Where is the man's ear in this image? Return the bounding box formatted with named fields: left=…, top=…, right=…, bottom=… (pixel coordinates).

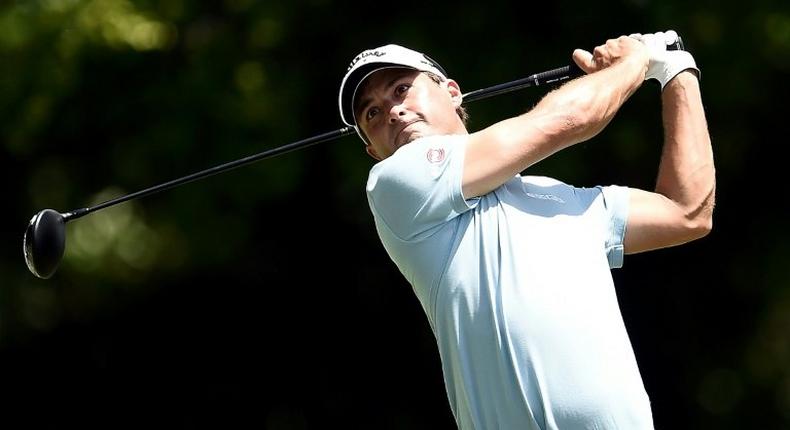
left=365, top=145, right=382, bottom=161
left=445, top=79, right=463, bottom=108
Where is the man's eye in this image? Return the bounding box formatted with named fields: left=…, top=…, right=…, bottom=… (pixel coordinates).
left=366, top=107, right=380, bottom=121
left=395, top=84, right=410, bottom=96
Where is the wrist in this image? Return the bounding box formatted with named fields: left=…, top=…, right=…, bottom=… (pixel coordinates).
left=663, top=69, right=700, bottom=92
left=616, top=53, right=650, bottom=89
left=657, top=50, right=699, bottom=90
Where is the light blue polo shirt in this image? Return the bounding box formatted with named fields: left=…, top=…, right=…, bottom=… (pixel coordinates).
left=366, top=134, right=653, bottom=430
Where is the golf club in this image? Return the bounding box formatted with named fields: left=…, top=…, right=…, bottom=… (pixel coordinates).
left=23, top=38, right=685, bottom=279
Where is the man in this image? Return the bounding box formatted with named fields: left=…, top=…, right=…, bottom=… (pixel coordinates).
left=338, top=31, right=715, bottom=429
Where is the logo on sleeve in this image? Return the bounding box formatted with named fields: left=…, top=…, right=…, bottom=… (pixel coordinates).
left=426, top=148, right=445, bottom=163
left=526, top=192, right=565, bottom=203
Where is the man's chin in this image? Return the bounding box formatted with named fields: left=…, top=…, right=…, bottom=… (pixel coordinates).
left=397, top=131, right=435, bottom=148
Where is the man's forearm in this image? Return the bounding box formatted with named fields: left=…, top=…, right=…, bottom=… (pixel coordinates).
left=534, top=53, right=647, bottom=145
left=657, top=72, right=716, bottom=226
left=463, top=37, right=648, bottom=198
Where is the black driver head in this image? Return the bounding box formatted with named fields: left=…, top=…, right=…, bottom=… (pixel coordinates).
left=23, top=209, right=66, bottom=279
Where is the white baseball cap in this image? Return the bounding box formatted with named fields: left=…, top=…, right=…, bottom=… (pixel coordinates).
left=338, top=44, right=448, bottom=131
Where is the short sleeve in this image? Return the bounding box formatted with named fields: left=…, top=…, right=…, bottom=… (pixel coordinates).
left=598, top=185, right=630, bottom=268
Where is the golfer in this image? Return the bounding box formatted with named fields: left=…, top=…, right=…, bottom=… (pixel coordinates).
left=338, top=30, right=715, bottom=429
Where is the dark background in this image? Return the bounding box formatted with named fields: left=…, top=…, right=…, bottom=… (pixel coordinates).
left=2, top=0, right=788, bottom=428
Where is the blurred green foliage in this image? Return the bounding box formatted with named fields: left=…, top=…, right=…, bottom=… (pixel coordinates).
left=1, top=0, right=789, bottom=428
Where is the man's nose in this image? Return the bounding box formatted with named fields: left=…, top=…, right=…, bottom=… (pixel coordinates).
left=388, top=103, right=407, bottom=123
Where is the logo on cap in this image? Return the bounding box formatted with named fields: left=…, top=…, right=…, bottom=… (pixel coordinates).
left=347, top=50, right=387, bottom=71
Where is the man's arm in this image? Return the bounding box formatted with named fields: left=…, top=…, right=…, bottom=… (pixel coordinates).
left=624, top=71, right=715, bottom=253
left=462, top=36, right=649, bottom=199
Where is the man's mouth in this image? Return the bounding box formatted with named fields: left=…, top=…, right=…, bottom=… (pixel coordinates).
left=395, top=119, right=424, bottom=147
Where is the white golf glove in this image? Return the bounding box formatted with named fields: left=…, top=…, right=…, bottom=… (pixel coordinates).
left=630, top=30, right=700, bottom=90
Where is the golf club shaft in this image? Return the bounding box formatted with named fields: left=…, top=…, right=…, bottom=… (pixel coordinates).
left=60, top=63, right=594, bottom=222
left=62, top=127, right=356, bottom=221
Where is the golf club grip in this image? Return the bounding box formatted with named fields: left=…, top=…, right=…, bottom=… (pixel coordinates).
left=462, top=65, right=578, bottom=104
left=462, top=37, right=685, bottom=104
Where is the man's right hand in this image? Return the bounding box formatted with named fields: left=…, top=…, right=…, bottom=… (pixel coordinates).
left=571, top=35, right=649, bottom=78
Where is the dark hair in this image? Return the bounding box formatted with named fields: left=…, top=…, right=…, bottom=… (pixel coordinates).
left=423, top=71, right=469, bottom=125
